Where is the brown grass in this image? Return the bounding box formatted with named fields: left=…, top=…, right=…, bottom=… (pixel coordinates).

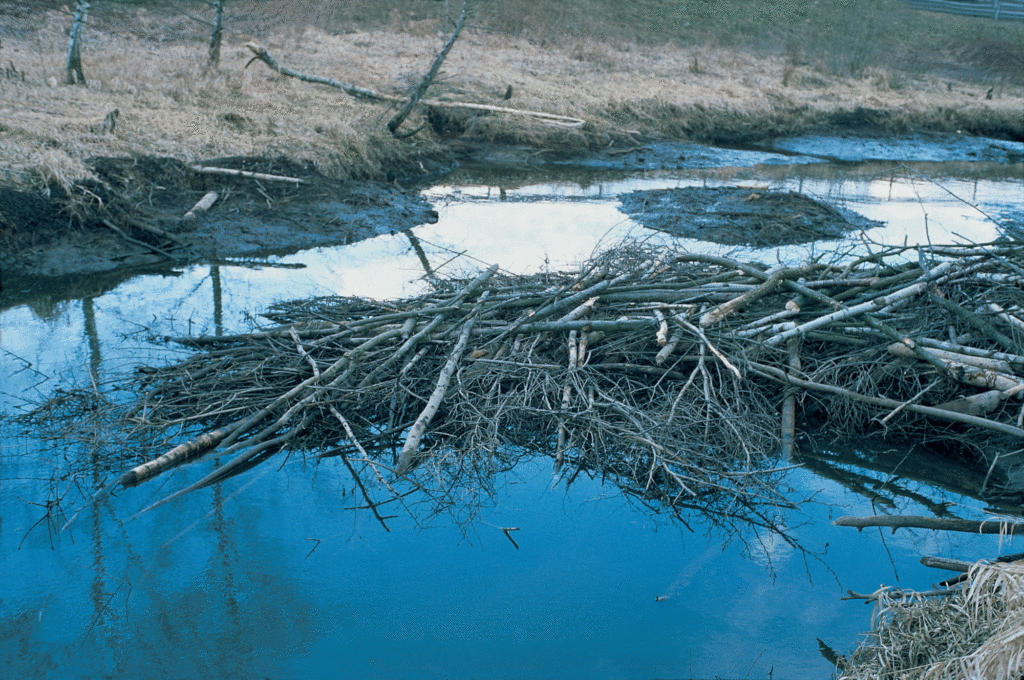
left=0, top=1, right=1021, bottom=194
left=840, top=560, right=1024, bottom=680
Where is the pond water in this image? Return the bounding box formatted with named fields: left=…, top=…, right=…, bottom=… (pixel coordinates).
left=2, top=143, right=1023, bottom=679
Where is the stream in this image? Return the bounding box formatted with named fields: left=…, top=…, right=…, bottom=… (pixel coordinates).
left=2, top=139, right=1023, bottom=679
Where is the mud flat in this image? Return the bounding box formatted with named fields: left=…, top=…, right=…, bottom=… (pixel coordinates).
left=618, top=186, right=882, bottom=246
left=0, top=156, right=441, bottom=280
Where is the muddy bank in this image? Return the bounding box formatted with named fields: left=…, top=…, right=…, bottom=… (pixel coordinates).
left=0, top=156, right=442, bottom=281
left=450, top=126, right=1024, bottom=172
left=2, top=120, right=1022, bottom=286
left=619, top=187, right=881, bottom=246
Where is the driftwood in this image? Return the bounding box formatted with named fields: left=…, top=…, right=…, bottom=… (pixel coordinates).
left=189, top=165, right=303, bottom=184
left=183, top=191, right=219, bottom=220
left=834, top=514, right=1024, bottom=535
left=243, top=43, right=586, bottom=129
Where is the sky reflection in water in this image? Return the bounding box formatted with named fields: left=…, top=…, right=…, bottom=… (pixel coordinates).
left=2, top=154, right=1023, bottom=679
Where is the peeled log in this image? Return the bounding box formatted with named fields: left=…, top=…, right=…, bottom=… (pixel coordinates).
left=933, top=390, right=1002, bottom=417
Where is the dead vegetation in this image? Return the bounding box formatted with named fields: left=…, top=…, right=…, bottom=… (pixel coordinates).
left=24, top=233, right=1024, bottom=529
left=838, top=560, right=1024, bottom=680
left=0, top=1, right=1020, bottom=199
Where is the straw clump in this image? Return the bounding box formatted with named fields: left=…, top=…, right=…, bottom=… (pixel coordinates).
left=840, top=560, right=1024, bottom=680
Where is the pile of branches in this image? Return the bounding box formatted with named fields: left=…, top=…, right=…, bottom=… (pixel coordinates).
left=26, top=238, right=1024, bottom=521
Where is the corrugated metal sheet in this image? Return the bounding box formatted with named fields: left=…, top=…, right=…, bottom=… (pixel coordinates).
left=905, top=0, right=1024, bottom=21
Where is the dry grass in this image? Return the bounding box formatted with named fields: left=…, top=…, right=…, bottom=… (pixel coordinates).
left=0, top=1, right=1021, bottom=194
left=840, top=560, right=1024, bottom=680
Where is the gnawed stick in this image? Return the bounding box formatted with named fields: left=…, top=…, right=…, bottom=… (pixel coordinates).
left=841, top=586, right=959, bottom=602
left=558, top=296, right=599, bottom=323
left=655, top=325, right=684, bottom=365
left=887, top=341, right=1024, bottom=392
left=834, top=514, right=1024, bottom=536
left=763, top=267, right=950, bottom=347
left=119, top=427, right=232, bottom=487
left=357, top=313, right=448, bottom=388
left=933, top=390, right=1003, bottom=417
left=120, top=324, right=406, bottom=487
left=700, top=264, right=796, bottom=327
left=331, top=406, right=393, bottom=531
left=133, top=411, right=308, bottom=516
left=917, top=337, right=1024, bottom=366
left=887, top=342, right=1016, bottom=373
left=920, top=555, right=975, bottom=572
left=734, top=299, right=801, bottom=337
left=189, top=165, right=303, bottom=184
left=555, top=330, right=579, bottom=473
left=921, top=552, right=1024, bottom=573
left=183, top=191, right=218, bottom=220
left=654, top=310, right=669, bottom=346
left=780, top=334, right=801, bottom=460
left=356, top=264, right=499, bottom=387
left=749, top=362, right=1024, bottom=439
left=396, top=292, right=488, bottom=474
left=928, top=292, right=1017, bottom=352
left=678, top=319, right=742, bottom=380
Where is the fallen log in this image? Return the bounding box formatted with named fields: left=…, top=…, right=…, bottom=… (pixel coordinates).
left=244, top=42, right=586, bottom=128
left=834, top=514, right=1024, bottom=535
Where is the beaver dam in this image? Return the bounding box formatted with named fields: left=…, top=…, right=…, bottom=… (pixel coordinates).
left=29, top=235, right=1024, bottom=524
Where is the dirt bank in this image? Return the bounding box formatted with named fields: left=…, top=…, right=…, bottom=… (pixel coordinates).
left=0, top=155, right=442, bottom=281
left=3, top=120, right=1022, bottom=286
left=1, top=2, right=1022, bottom=285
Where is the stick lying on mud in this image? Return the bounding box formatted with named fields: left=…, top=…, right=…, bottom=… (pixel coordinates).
left=190, top=165, right=303, bottom=184
left=183, top=190, right=219, bottom=220
left=244, top=43, right=586, bottom=128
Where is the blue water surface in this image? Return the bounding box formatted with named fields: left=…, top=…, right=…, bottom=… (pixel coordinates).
left=3, top=154, right=1023, bottom=680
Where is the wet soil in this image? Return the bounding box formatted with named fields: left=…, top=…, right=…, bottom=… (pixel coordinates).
left=0, top=156, right=440, bottom=280
left=1, top=123, right=1021, bottom=287
left=619, top=186, right=881, bottom=246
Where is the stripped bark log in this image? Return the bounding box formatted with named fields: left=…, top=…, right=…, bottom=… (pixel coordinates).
left=700, top=265, right=795, bottom=327
left=764, top=262, right=954, bottom=347
left=183, top=191, right=219, bottom=220
left=396, top=292, right=488, bottom=474
left=780, top=334, right=801, bottom=460
left=190, top=165, right=303, bottom=184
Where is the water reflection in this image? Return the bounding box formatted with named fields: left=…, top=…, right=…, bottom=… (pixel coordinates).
left=3, top=158, right=1024, bottom=679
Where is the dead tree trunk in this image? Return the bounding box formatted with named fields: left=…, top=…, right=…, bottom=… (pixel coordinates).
left=208, top=0, right=225, bottom=67
left=387, top=0, right=471, bottom=134
left=66, top=0, right=90, bottom=85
